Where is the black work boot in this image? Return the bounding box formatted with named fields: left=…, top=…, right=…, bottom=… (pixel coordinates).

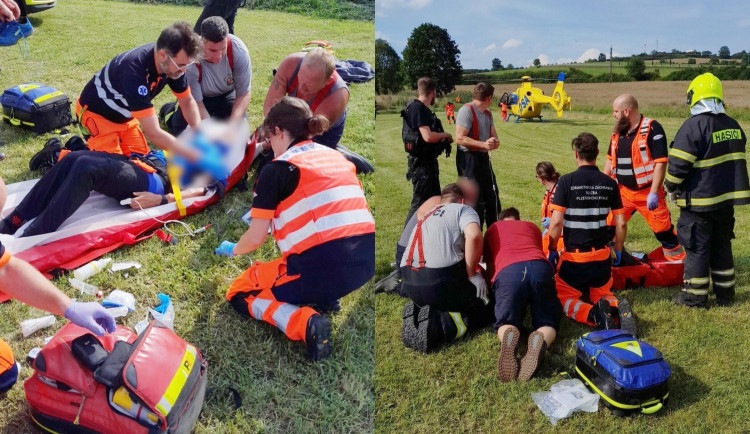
left=414, top=305, right=444, bottom=353
left=28, top=138, right=62, bottom=172
left=401, top=302, right=420, bottom=350
left=714, top=287, right=735, bottom=307
left=616, top=298, right=637, bottom=337
left=672, top=290, right=708, bottom=309
left=374, top=269, right=402, bottom=294
left=305, top=314, right=332, bottom=362
left=589, top=299, right=617, bottom=330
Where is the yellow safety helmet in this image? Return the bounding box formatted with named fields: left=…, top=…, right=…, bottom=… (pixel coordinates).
left=687, top=73, right=723, bottom=107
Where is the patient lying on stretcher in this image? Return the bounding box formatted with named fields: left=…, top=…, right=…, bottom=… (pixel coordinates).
left=0, top=124, right=238, bottom=238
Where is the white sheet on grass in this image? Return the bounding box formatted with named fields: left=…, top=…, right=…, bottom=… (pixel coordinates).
left=0, top=119, right=250, bottom=255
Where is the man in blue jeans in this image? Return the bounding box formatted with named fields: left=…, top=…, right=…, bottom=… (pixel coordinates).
left=485, top=207, right=562, bottom=382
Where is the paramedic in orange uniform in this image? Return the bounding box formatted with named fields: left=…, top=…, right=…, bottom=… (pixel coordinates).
left=215, top=97, right=375, bottom=362
left=0, top=175, right=115, bottom=393
left=604, top=94, right=685, bottom=261
left=536, top=162, right=564, bottom=257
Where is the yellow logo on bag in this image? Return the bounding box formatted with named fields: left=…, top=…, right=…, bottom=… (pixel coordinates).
left=610, top=341, right=643, bottom=358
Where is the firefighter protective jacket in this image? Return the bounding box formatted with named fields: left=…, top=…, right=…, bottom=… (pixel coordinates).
left=665, top=113, right=750, bottom=212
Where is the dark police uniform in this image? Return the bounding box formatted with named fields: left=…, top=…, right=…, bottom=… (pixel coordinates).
left=665, top=112, right=750, bottom=305
left=550, top=165, right=624, bottom=325
left=401, top=100, right=443, bottom=225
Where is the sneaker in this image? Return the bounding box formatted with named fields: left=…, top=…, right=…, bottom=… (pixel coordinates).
left=672, top=291, right=708, bottom=309
left=374, top=269, right=402, bottom=294
left=0, top=18, right=33, bottom=47
left=616, top=298, right=637, bottom=337
left=401, top=302, right=420, bottom=350
left=591, top=299, right=617, bottom=330
left=497, top=325, right=520, bottom=382
left=29, top=138, right=62, bottom=172
left=518, top=331, right=547, bottom=382
left=305, top=314, right=332, bottom=362
left=414, top=305, right=443, bottom=353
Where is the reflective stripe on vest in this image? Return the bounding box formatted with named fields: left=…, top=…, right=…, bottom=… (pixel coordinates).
left=609, top=117, right=655, bottom=187
left=272, top=141, right=375, bottom=257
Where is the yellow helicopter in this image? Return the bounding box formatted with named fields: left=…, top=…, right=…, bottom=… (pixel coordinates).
left=498, top=72, right=572, bottom=122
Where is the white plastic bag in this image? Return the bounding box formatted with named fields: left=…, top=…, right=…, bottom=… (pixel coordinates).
left=101, top=289, right=136, bottom=311
left=532, top=379, right=599, bottom=425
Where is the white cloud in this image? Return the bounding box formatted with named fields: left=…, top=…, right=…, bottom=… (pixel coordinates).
left=377, top=0, right=433, bottom=10
left=484, top=43, right=496, bottom=52
left=537, top=54, right=551, bottom=65
left=503, top=38, right=522, bottom=49
left=556, top=57, right=574, bottom=65
left=577, top=48, right=602, bottom=63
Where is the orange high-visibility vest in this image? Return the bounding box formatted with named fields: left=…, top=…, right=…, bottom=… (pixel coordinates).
left=272, top=141, right=375, bottom=257
left=609, top=117, right=656, bottom=188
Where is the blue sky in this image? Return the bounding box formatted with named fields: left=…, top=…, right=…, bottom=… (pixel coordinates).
left=376, top=0, right=750, bottom=69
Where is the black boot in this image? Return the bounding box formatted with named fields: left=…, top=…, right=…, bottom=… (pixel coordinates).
left=589, top=299, right=617, bottom=330
left=672, top=290, right=708, bottom=309
left=616, top=298, right=637, bottom=337
left=374, top=269, right=402, bottom=294
left=28, top=138, right=62, bottom=172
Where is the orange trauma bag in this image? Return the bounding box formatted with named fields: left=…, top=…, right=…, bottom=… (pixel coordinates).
left=24, top=320, right=207, bottom=433
left=611, top=248, right=683, bottom=290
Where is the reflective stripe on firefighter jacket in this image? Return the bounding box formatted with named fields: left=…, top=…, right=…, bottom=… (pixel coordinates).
left=272, top=141, right=375, bottom=257
left=608, top=117, right=658, bottom=188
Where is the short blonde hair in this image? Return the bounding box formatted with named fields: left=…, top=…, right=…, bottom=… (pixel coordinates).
left=301, top=47, right=336, bottom=78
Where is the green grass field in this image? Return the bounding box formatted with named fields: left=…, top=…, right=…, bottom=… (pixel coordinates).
left=374, top=110, right=750, bottom=432
left=0, top=1, right=374, bottom=432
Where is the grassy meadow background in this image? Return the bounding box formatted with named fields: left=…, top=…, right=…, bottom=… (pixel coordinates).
left=375, top=84, right=750, bottom=432
left=0, top=1, right=374, bottom=432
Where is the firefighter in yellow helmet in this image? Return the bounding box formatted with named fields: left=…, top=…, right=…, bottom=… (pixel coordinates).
left=665, top=73, right=750, bottom=308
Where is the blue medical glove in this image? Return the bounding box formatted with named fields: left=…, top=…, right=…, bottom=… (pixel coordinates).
left=215, top=240, right=237, bottom=257
left=613, top=250, right=622, bottom=266
left=646, top=192, right=659, bottom=211
left=541, top=217, right=551, bottom=229
left=548, top=250, right=559, bottom=269
left=64, top=302, right=117, bottom=336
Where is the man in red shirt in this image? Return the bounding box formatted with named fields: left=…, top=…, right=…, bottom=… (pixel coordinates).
left=485, top=207, right=561, bottom=382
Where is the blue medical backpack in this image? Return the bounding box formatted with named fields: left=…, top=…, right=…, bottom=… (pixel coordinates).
left=1, top=83, right=72, bottom=134
left=575, top=329, right=670, bottom=416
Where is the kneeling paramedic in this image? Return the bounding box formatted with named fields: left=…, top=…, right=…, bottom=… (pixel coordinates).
left=216, top=97, right=375, bottom=362
left=665, top=73, right=750, bottom=308
left=0, top=175, right=115, bottom=393
left=485, top=207, right=562, bottom=382
left=399, top=183, right=494, bottom=354
left=548, top=133, right=637, bottom=336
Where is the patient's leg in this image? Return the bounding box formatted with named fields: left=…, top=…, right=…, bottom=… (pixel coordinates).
left=21, top=153, right=149, bottom=237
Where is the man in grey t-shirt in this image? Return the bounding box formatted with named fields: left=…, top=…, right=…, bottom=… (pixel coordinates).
left=163, top=16, right=251, bottom=135
left=399, top=183, right=494, bottom=353
left=455, top=82, right=502, bottom=229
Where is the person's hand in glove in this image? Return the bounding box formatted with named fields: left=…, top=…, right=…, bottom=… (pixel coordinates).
left=613, top=249, right=622, bottom=266
left=541, top=217, right=551, bottom=229
left=469, top=273, right=490, bottom=305
left=548, top=250, right=559, bottom=270
left=647, top=192, right=659, bottom=211
left=215, top=240, right=237, bottom=257
left=64, top=302, right=116, bottom=336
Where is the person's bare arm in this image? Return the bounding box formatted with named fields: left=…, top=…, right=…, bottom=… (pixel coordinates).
left=651, top=162, right=667, bottom=195
left=0, top=257, right=71, bottom=317
left=129, top=186, right=209, bottom=209
left=603, top=159, right=612, bottom=177
left=263, top=56, right=297, bottom=116
left=230, top=91, right=251, bottom=123
left=614, top=212, right=627, bottom=253
left=313, top=87, right=348, bottom=126
left=177, top=93, right=202, bottom=128
left=456, top=124, right=496, bottom=151
left=138, top=115, right=198, bottom=160
left=233, top=218, right=272, bottom=255
left=464, top=222, right=483, bottom=277
left=196, top=101, right=210, bottom=120
left=418, top=125, right=452, bottom=144
left=547, top=209, right=564, bottom=252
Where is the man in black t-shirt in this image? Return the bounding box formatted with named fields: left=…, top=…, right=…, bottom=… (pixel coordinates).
left=548, top=133, right=636, bottom=335
left=401, top=77, right=454, bottom=225
left=603, top=94, right=684, bottom=261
